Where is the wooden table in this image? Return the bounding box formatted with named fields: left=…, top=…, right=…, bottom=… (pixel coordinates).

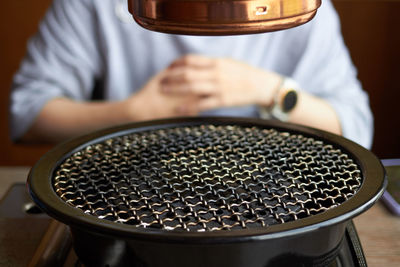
left=1, top=167, right=399, bottom=266
left=353, top=202, right=400, bottom=266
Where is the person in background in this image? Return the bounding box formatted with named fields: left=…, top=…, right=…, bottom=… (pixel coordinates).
left=9, top=0, right=373, bottom=148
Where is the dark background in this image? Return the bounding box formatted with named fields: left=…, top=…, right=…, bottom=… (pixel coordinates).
left=0, top=0, right=399, bottom=166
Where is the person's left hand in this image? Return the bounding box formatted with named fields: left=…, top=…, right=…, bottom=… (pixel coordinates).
left=160, top=54, right=282, bottom=113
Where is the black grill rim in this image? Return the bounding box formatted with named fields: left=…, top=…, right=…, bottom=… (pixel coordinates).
left=27, top=117, right=386, bottom=244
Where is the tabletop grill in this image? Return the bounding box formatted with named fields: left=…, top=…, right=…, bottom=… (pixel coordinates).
left=28, top=117, right=386, bottom=267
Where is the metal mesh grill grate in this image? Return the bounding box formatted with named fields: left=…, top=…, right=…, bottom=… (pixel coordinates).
left=52, top=124, right=362, bottom=232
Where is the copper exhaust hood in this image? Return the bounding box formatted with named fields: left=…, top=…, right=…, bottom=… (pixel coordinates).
left=127, top=0, right=322, bottom=35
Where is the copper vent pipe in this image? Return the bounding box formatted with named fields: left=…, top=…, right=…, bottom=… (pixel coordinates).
left=127, top=0, right=322, bottom=35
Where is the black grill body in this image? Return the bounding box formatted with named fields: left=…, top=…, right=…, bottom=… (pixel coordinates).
left=70, top=222, right=347, bottom=267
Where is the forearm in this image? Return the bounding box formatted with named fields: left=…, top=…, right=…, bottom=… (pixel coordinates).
left=21, top=98, right=137, bottom=143
left=286, top=91, right=342, bottom=136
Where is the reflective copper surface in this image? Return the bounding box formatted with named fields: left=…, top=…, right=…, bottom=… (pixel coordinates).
left=128, top=0, right=321, bottom=35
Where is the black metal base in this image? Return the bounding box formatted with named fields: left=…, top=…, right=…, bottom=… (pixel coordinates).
left=1, top=183, right=367, bottom=267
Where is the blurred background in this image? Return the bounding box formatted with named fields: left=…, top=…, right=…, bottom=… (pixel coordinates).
left=0, top=0, right=399, bottom=166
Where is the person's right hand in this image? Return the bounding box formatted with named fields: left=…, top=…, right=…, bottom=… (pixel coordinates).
left=123, top=69, right=201, bottom=121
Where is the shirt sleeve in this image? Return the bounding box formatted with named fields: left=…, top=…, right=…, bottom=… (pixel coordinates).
left=9, top=0, right=102, bottom=141
left=291, top=0, right=373, bottom=149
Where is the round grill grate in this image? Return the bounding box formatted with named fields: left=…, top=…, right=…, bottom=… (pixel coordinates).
left=52, top=124, right=362, bottom=232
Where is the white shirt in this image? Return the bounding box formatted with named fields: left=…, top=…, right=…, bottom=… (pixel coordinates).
left=9, top=0, right=373, bottom=148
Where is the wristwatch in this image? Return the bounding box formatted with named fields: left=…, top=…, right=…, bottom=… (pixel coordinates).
left=259, top=77, right=299, bottom=121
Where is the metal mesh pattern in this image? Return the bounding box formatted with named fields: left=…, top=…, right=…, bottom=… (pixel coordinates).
left=53, top=125, right=362, bottom=232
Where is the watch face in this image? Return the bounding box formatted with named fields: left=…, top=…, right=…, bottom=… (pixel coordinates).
left=282, top=90, right=298, bottom=112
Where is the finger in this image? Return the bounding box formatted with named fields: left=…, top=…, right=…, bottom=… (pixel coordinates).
left=161, top=67, right=217, bottom=95
left=162, top=67, right=214, bottom=83
left=175, top=102, right=200, bottom=116
left=196, top=96, right=222, bottom=111
left=162, top=80, right=217, bottom=95
left=169, top=54, right=216, bottom=69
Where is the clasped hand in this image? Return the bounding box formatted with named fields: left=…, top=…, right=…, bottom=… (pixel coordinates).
left=129, top=54, right=282, bottom=120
